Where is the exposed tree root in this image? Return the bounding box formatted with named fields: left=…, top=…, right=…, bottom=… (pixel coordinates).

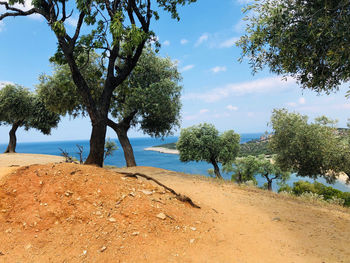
left=119, top=172, right=201, bottom=209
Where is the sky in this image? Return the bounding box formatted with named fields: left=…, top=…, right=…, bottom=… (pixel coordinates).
left=1, top=0, right=350, bottom=143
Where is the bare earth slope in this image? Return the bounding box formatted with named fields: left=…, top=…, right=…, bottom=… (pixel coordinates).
left=0, top=154, right=349, bottom=262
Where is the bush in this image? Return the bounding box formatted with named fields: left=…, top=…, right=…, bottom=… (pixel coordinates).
left=286, top=180, right=350, bottom=207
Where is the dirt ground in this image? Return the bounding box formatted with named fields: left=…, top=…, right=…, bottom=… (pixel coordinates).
left=0, top=154, right=349, bottom=263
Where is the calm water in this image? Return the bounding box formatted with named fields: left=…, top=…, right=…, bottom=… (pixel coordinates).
left=0, top=134, right=349, bottom=192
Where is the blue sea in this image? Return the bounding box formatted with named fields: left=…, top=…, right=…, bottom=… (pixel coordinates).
left=0, top=133, right=349, bottom=192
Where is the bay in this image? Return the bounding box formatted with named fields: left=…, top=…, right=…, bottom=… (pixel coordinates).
left=0, top=133, right=348, bottom=192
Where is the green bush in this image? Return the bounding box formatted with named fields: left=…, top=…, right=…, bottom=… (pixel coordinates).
left=285, top=180, right=349, bottom=207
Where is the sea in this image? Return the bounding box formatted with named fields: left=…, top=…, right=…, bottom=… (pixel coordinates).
left=0, top=133, right=349, bottom=192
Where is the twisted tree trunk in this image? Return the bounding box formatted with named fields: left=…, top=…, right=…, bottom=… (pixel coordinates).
left=107, top=118, right=137, bottom=167
left=4, top=121, right=21, bottom=153
left=211, top=158, right=223, bottom=179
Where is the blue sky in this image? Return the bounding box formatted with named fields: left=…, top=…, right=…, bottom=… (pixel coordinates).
left=1, top=0, right=350, bottom=143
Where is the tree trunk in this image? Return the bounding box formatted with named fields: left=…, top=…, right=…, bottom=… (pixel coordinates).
left=4, top=122, right=21, bottom=153
left=211, top=159, right=223, bottom=179
left=267, top=180, right=273, bottom=191
left=85, top=120, right=107, bottom=167
left=107, top=119, right=137, bottom=167
left=116, top=126, right=136, bottom=167
left=264, top=173, right=273, bottom=191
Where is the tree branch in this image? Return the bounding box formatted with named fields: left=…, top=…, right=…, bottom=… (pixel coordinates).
left=118, top=171, right=201, bottom=209
left=0, top=2, right=38, bottom=20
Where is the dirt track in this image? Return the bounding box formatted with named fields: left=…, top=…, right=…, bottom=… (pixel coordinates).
left=0, top=154, right=349, bottom=262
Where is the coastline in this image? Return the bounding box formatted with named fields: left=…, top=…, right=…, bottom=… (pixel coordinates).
left=144, top=147, right=179, bottom=155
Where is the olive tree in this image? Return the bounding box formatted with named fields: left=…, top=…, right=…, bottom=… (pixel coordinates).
left=177, top=123, right=240, bottom=179
left=256, top=155, right=290, bottom=191
left=0, top=0, right=196, bottom=166
left=237, top=0, right=350, bottom=93
left=270, top=109, right=349, bottom=182
left=0, top=84, right=60, bottom=153
left=37, top=48, right=182, bottom=167
left=223, top=155, right=259, bottom=184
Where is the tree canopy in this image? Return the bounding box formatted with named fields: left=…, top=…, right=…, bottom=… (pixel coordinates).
left=37, top=48, right=182, bottom=167
left=223, top=155, right=259, bottom=184
left=177, top=123, right=240, bottom=179
left=0, top=0, right=196, bottom=166
left=269, top=109, right=350, bottom=182
left=0, top=84, right=60, bottom=153
left=237, top=0, right=350, bottom=93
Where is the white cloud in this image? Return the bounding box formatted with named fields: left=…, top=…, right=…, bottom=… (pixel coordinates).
left=184, top=76, right=296, bottom=103
left=227, top=105, right=238, bottom=111
left=236, top=0, right=255, bottom=5
left=211, top=66, right=227, bottom=73
left=219, top=37, right=239, bottom=48
left=286, top=97, right=306, bottom=107
left=286, top=102, right=297, bottom=107
left=298, top=97, right=306, bottom=105
left=66, top=17, right=78, bottom=27
left=199, top=109, right=209, bottom=114
left=1, top=0, right=42, bottom=20
left=181, top=64, right=195, bottom=72
left=0, top=81, right=14, bottom=88
left=163, top=40, right=170, bottom=46
left=195, top=33, right=209, bottom=47
left=180, top=39, right=188, bottom=45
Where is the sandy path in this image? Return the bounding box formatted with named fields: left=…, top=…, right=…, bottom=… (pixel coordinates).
left=0, top=155, right=349, bottom=262
left=0, top=153, right=64, bottom=180
left=113, top=166, right=350, bottom=263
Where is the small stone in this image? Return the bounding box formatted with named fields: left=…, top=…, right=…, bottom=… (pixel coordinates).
left=0, top=251, right=4, bottom=256
left=272, top=217, right=281, bottom=222
left=190, top=239, right=195, bottom=244
left=1, top=209, right=6, bottom=213
left=65, top=190, right=73, bottom=197
left=109, top=217, right=117, bottom=222
left=100, top=246, right=107, bottom=252
left=96, top=211, right=102, bottom=216
left=82, top=250, right=87, bottom=255
left=25, top=244, right=32, bottom=250
left=132, top=231, right=140, bottom=236
left=140, top=190, right=153, bottom=195
left=5, top=228, right=12, bottom=233
left=156, top=213, right=166, bottom=220
left=129, top=192, right=135, bottom=197
left=190, top=227, right=196, bottom=231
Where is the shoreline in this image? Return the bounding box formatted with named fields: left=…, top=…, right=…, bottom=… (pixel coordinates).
left=144, top=147, right=179, bottom=155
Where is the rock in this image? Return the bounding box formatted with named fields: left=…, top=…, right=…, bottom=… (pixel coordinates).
left=65, top=190, right=73, bottom=197
left=24, top=244, right=32, bottom=250
left=96, top=211, right=102, bottom=216
left=272, top=217, right=281, bottom=222
left=190, top=227, right=196, bottom=231
left=132, top=231, right=140, bottom=236
left=100, top=246, right=107, bottom=252
left=108, top=217, right=117, bottom=223
left=0, top=251, right=4, bottom=256
left=140, top=190, right=153, bottom=195
left=190, top=239, right=195, bottom=244
left=156, top=213, right=167, bottom=220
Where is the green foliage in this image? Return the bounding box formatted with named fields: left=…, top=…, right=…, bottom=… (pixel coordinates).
left=37, top=53, right=104, bottom=117
left=281, top=180, right=350, bottom=207
left=270, top=109, right=350, bottom=182
left=223, top=155, right=259, bottom=184
left=177, top=123, right=240, bottom=178
left=104, top=138, right=118, bottom=160
left=238, top=139, right=273, bottom=157
left=177, top=123, right=240, bottom=164
left=111, top=48, right=182, bottom=138
left=38, top=48, right=182, bottom=138
left=0, top=84, right=59, bottom=134
left=237, top=0, right=350, bottom=93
